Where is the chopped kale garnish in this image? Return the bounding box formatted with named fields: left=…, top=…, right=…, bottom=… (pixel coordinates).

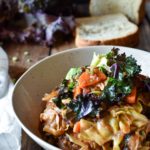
left=59, top=81, right=73, bottom=99
left=68, top=94, right=101, bottom=120
left=56, top=48, right=142, bottom=120
left=125, top=56, right=141, bottom=77
left=107, top=48, right=141, bottom=78
left=106, top=47, right=120, bottom=65
left=53, top=79, right=73, bottom=108
left=99, top=48, right=141, bottom=105
left=100, top=77, right=132, bottom=104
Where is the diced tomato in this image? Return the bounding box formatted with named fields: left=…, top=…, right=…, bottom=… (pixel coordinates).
left=74, top=86, right=82, bottom=98
left=126, top=87, right=137, bottom=104
left=78, top=69, right=106, bottom=88
left=73, top=121, right=80, bottom=133
left=95, top=69, right=107, bottom=81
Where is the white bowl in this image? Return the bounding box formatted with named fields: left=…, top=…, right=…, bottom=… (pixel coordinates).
left=12, top=46, right=150, bottom=150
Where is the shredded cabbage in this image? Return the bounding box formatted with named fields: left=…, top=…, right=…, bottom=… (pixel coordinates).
left=68, top=104, right=149, bottom=150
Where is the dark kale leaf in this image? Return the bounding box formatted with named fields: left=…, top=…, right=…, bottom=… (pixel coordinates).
left=107, top=48, right=141, bottom=78
left=106, top=47, right=119, bottom=59
left=59, top=81, right=73, bottom=99
left=100, top=77, right=132, bottom=104
left=106, top=47, right=119, bottom=66
left=53, top=79, right=73, bottom=108
left=125, top=56, right=141, bottom=77
left=68, top=94, right=101, bottom=120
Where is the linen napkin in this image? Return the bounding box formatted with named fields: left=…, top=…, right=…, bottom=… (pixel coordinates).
left=0, top=47, right=21, bottom=150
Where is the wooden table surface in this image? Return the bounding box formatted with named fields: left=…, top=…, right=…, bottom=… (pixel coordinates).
left=21, top=18, right=150, bottom=150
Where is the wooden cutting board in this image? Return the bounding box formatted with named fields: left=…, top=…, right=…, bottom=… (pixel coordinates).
left=4, top=39, right=75, bottom=79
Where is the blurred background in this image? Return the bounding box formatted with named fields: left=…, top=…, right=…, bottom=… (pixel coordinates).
left=0, top=0, right=149, bottom=80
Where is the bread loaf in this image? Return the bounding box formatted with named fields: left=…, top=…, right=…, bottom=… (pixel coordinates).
left=89, top=0, right=145, bottom=24
left=75, top=14, right=139, bottom=48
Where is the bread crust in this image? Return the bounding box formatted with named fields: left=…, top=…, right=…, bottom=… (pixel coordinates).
left=75, top=29, right=139, bottom=48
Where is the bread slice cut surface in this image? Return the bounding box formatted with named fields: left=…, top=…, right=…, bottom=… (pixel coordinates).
left=75, top=14, right=139, bottom=47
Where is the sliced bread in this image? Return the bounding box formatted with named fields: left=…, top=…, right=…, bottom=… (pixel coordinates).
left=89, top=0, right=145, bottom=24
left=75, top=13, right=139, bottom=48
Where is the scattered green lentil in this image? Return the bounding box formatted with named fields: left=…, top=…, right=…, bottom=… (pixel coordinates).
left=23, top=51, right=30, bottom=56
left=12, top=56, right=19, bottom=62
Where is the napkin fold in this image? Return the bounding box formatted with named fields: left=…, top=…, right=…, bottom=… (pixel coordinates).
left=0, top=80, right=21, bottom=150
